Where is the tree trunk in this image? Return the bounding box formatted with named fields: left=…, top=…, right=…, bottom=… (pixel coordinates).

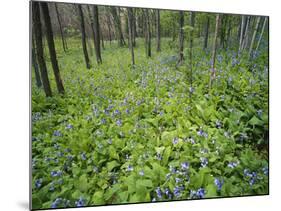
left=241, top=16, right=251, bottom=50
left=32, top=36, right=42, bottom=88
left=177, top=11, right=184, bottom=65
left=110, top=7, right=126, bottom=47
left=41, top=2, right=65, bottom=94
left=239, top=16, right=246, bottom=52
left=127, top=8, right=135, bottom=65
left=156, top=10, right=161, bottom=52
left=209, top=14, right=220, bottom=90
left=32, top=1, right=52, bottom=97
left=78, top=5, right=91, bottom=69
left=249, top=17, right=261, bottom=58
left=256, top=17, right=267, bottom=52
left=55, top=4, right=67, bottom=52
left=132, top=9, right=137, bottom=47
left=90, top=5, right=102, bottom=64
left=106, top=14, right=112, bottom=44
left=189, top=12, right=195, bottom=88
left=144, top=9, right=151, bottom=58
left=204, top=16, right=210, bottom=49
left=226, top=18, right=232, bottom=47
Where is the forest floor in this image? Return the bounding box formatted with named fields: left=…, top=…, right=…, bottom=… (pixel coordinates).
left=31, top=38, right=269, bottom=209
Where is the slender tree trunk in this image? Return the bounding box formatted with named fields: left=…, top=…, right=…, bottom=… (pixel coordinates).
left=249, top=17, right=261, bottom=58
left=209, top=14, right=220, bottom=90
left=106, top=14, right=112, bottom=44
left=189, top=12, right=195, bottom=88
left=100, top=29, right=105, bottom=50
left=204, top=16, right=210, bottom=49
left=156, top=10, right=161, bottom=52
left=55, top=4, right=67, bottom=52
left=32, top=1, right=52, bottom=97
left=32, top=36, right=42, bottom=88
left=41, top=2, right=65, bottom=94
left=110, top=7, right=126, bottom=47
left=78, top=5, right=91, bottom=69
left=144, top=9, right=151, bottom=58
left=127, top=8, right=135, bottom=65
left=92, top=5, right=102, bottom=64
left=132, top=9, right=137, bottom=47
left=241, top=16, right=251, bottom=50
left=177, top=11, right=184, bottom=65
left=239, top=16, right=246, bottom=52
left=256, top=17, right=267, bottom=52
left=226, top=18, right=232, bottom=47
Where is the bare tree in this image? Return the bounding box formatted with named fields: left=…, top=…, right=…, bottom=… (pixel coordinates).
left=32, top=1, right=52, bottom=97
left=32, top=36, right=42, bottom=88
left=156, top=10, right=161, bottom=52
left=239, top=15, right=246, bottom=52
left=204, top=16, right=210, bottom=49
left=144, top=9, right=151, bottom=58
left=78, top=5, right=91, bottom=69
left=41, top=2, right=65, bottom=94
left=177, top=11, right=184, bottom=65
left=241, top=16, right=251, bottom=50
left=127, top=8, right=135, bottom=65
left=256, top=17, right=267, bottom=52
left=209, top=14, right=220, bottom=90
left=249, top=17, right=261, bottom=58
left=110, top=7, right=126, bottom=46
left=189, top=12, right=195, bottom=87
left=55, top=3, right=67, bottom=52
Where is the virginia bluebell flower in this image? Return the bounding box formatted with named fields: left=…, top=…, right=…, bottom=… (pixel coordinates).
left=196, top=188, right=205, bottom=198
left=214, top=178, right=224, bottom=191
left=155, top=187, right=162, bottom=198
left=257, top=109, right=263, bottom=117
left=172, top=137, right=179, bottom=145
left=262, top=167, right=269, bottom=175
left=173, top=186, right=183, bottom=198
left=227, top=161, right=239, bottom=168
left=53, top=130, right=62, bottom=137
left=116, top=119, right=122, bottom=126
left=127, top=165, right=134, bottom=172
left=200, top=157, right=208, bottom=168
left=35, top=178, right=42, bottom=189
left=175, top=177, right=182, bottom=183
left=75, top=197, right=85, bottom=207
left=51, top=198, right=62, bottom=208
left=81, top=152, right=87, bottom=161
left=51, top=170, right=62, bottom=177
left=65, top=124, right=73, bottom=130
left=181, top=162, right=189, bottom=170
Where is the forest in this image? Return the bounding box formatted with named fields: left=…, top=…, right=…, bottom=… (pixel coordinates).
left=31, top=1, right=269, bottom=209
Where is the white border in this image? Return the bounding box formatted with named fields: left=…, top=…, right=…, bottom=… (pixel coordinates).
left=0, top=0, right=280, bottom=211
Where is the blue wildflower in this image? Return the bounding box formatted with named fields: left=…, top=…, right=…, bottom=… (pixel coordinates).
left=173, top=186, right=182, bottom=198
left=75, top=197, right=85, bottom=207
left=116, top=119, right=122, bottom=126
left=100, top=118, right=106, bottom=124
left=66, top=124, right=73, bottom=130
left=81, top=152, right=87, bottom=161
left=227, top=161, right=239, bottom=168
left=181, top=162, right=189, bottom=170
left=51, top=198, right=62, bottom=208
left=215, top=120, right=222, bottom=128
left=175, top=177, right=182, bottom=183
left=189, top=190, right=197, bottom=199
left=51, top=170, right=62, bottom=177
left=127, top=165, right=134, bottom=172
left=35, top=178, right=42, bottom=189
left=172, top=137, right=179, bottom=145
left=200, top=157, right=208, bottom=168
left=156, top=153, right=162, bottom=160
left=155, top=187, right=162, bottom=198
left=196, top=188, right=205, bottom=198
left=262, top=167, right=269, bottom=175
left=49, top=182, right=55, bottom=191
left=53, top=130, right=62, bottom=137
left=257, top=109, right=263, bottom=117
left=214, top=178, right=224, bottom=191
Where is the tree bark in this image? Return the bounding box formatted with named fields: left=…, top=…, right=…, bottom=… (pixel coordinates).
left=32, top=1, right=52, bottom=97
left=127, top=8, right=135, bottom=65
left=249, top=17, right=261, bottom=58
left=144, top=9, right=151, bottom=58
left=204, top=16, right=210, bottom=49
left=189, top=12, right=195, bottom=87
left=177, top=11, right=184, bottom=65
left=78, top=5, right=91, bottom=69
left=110, top=7, right=126, bottom=47
left=241, top=16, right=251, bottom=50
left=239, top=16, right=246, bottom=52
left=41, top=2, right=65, bottom=94
left=255, top=17, right=267, bottom=52
left=106, top=14, right=112, bottom=44
left=55, top=3, right=67, bottom=52
left=209, top=14, right=220, bottom=90
left=156, top=10, right=161, bottom=52
left=32, top=36, right=42, bottom=88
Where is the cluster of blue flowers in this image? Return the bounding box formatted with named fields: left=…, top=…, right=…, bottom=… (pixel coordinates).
left=214, top=178, right=224, bottom=191
left=190, top=188, right=205, bottom=199
left=53, top=130, right=62, bottom=137
left=50, top=198, right=70, bottom=208
left=227, top=161, right=239, bottom=168
left=75, top=197, right=85, bottom=207
left=197, top=128, right=208, bottom=138
left=51, top=170, right=62, bottom=177
left=35, top=178, right=42, bottom=189
left=200, top=157, right=208, bottom=168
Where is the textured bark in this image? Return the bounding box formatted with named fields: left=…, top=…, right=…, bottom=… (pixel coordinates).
left=256, top=17, right=267, bottom=52
left=110, top=7, right=126, bottom=46
left=127, top=8, right=135, bottom=65
left=156, top=10, right=161, bottom=52
left=106, top=14, right=112, bottom=44
left=78, top=5, right=91, bottom=69
left=204, top=16, right=210, bottom=49
left=90, top=5, right=102, bottom=64
left=32, top=1, right=52, bottom=97
left=209, top=14, right=220, bottom=90
left=177, top=11, right=184, bottom=65
left=239, top=16, right=246, bottom=52
left=55, top=4, right=67, bottom=52
left=32, top=36, right=42, bottom=88
left=189, top=12, right=195, bottom=87
left=144, top=9, right=151, bottom=58
left=249, top=17, right=261, bottom=58
left=241, top=16, right=251, bottom=50
left=41, top=2, right=65, bottom=94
